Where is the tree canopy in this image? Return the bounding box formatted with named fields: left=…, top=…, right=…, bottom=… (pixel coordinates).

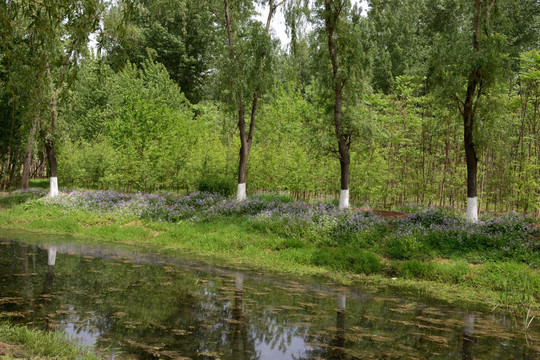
left=1, top=0, right=539, bottom=217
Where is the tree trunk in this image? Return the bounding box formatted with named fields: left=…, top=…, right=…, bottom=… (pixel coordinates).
left=42, top=58, right=60, bottom=197
left=237, top=106, right=249, bottom=200
left=224, top=0, right=282, bottom=201
left=43, top=138, right=58, bottom=196
left=339, top=145, right=350, bottom=208
left=21, top=118, right=38, bottom=189
left=462, top=0, right=484, bottom=222
left=463, top=88, right=479, bottom=221
left=325, top=0, right=350, bottom=209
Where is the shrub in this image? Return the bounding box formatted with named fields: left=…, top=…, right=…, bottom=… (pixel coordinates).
left=252, top=193, right=294, bottom=204
left=398, top=260, right=434, bottom=279
left=197, top=176, right=235, bottom=197
left=329, top=210, right=388, bottom=247
left=313, top=247, right=382, bottom=274
left=1, top=189, right=47, bottom=208
left=384, top=233, right=431, bottom=260
left=392, top=208, right=539, bottom=265
left=400, top=207, right=462, bottom=228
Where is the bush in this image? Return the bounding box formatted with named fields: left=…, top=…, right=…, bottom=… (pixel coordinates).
left=400, top=207, right=462, bottom=228
left=329, top=210, right=388, bottom=247
left=0, top=189, right=48, bottom=208
left=252, top=193, right=294, bottom=204
left=398, top=260, right=434, bottom=279
left=391, top=208, right=539, bottom=265
left=384, top=233, right=431, bottom=260
left=313, top=247, right=382, bottom=274
left=197, top=176, right=235, bottom=197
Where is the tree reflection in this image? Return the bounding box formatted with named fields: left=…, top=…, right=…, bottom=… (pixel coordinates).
left=328, top=293, right=346, bottom=360
left=3, top=241, right=537, bottom=360
left=43, top=246, right=57, bottom=293
left=231, top=273, right=249, bottom=359
left=20, top=244, right=33, bottom=302
left=462, top=313, right=475, bottom=360
left=296, top=293, right=349, bottom=360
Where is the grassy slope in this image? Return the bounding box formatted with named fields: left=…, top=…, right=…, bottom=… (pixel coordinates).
left=0, top=322, right=99, bottom=360
left=0, top=201, right=538, bottom=318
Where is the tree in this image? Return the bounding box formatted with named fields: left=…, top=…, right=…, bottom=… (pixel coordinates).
left=368, top=0, right=429, bottom=94
left=102, top=0, right=214, bottom=104
left=19, top=0, right=104, bottom=196
left=0, top=0, right=28, bottom=190
left=313, top=0, right=371, bottom=208
left=217, top=0, right=284, bottom=201
left=427, top=0, right=540, bottom=221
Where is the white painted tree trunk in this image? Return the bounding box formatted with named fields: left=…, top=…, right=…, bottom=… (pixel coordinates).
left=235, top=272, right=244, bottom=291
left=47, top=246, right=57, bottom=266
left=466, top=197, right=478, bottom=222
left=237, top=183, right=246, bottom=201
left=464, top=313, right=475, bottom=337
left=49, top=177, right=58, bottom=197
left=339, top=189, right=349, bottom=209
left=338, top=294, right=346, bottom=311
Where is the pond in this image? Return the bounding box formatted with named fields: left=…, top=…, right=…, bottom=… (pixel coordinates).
left=0, top=230, right=538, bottom=359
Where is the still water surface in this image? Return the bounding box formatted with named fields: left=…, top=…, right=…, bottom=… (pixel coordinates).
left=0, top=230, right=538, bottom=359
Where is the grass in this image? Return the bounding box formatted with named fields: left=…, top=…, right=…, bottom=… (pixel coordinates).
left=0, top=190, right=539, bottom=317
left=0, top=322, right=100, bottom=360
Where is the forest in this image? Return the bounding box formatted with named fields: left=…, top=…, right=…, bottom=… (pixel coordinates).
left=1, top=0, right=539, bottom=221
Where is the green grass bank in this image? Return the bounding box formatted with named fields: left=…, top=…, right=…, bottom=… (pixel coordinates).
left=0, top=322, right=99, bottom=360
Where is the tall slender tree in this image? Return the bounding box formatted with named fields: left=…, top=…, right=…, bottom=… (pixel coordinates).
left=314, top=0, right=370, bottom=208
left=426, top=0, right=540, bottom=221
left=217, top=0, right=284, bottom=201
left=19, top=0, right=104, bottom=196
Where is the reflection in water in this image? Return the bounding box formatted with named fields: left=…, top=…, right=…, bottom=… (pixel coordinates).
left=1, top=237, right=539, bottom=360
left=231, top=272, right=249, bottom=360
left=20, top=245, right=33, bottom=302
left=463, top=313, right=475, bottom=360
left=329, top=293, right=346, bottom=360
left=44, top=246, right=56, bottom=293
left=43, top=246, right=57, bottom=331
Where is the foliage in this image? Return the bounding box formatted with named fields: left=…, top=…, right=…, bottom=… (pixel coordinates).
left=103, top=0, right=214, bottom=103
left=388, top=208, right=540, bottom=265
left=197, top=176, right=235, bottom=197
left=58, top=59, right=232, bottom=193
left=0, top=0, right=539, bottom=220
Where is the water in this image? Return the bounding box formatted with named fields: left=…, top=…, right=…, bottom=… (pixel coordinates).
left=0, top=230, right=538, bottom=359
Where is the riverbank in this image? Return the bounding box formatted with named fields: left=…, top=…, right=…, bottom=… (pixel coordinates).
left=0, top=322, right=99, bottom=359
left=0, top=189, right=539, bottom=317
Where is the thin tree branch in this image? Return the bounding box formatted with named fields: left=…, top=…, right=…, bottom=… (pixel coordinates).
left=454, top=94, right=465, bottom=116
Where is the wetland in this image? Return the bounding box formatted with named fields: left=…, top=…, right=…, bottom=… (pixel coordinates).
left=1, top=230, right=538, bottom=359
